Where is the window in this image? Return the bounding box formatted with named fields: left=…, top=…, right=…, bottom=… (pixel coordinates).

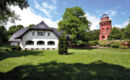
left=48, top=41, right=55, bottom=45
left=106, top=28, right=109, bottom=31
left=48, top=32, right=50, bottom=36
left=37, top=41, right=45, bottom=45
left=26, top=40, right=34, bottom=45
left=32, top=32, right=35, bottom=36
left=38, top=32, right=45, bottom=36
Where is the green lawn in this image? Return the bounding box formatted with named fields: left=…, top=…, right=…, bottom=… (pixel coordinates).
left=0, top=48, right=130, bottom=80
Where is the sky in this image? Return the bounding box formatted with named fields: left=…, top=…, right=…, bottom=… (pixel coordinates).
left=6, top=0, right=130, bottom=30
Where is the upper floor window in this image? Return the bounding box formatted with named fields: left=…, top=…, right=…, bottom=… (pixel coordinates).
left=32, top=32, right=35, bottom=36
left=38, top=32, right=45, bottom=36
left=48, top=32, right=50, bottom=36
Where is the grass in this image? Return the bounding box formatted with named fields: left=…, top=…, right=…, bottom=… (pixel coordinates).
left=0, top=48, right=130, bottom=80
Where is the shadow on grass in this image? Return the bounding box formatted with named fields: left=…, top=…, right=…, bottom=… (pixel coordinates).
left=0, top=60, right=130, bottom=80
left=0, top=50, right=43, bottom=60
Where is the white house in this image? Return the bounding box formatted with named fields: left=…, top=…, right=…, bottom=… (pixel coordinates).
left=9, top=21, right=62, bottom=50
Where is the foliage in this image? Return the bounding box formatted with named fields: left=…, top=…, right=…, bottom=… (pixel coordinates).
left=58, top=34, right=68, bottom=55
left=0, top=0, right=29, bottom=24
left=86, top=29, right=100, bottom=41
left=124, top=23, right=130, bottom=39
left=119, top=45, right=128, bottom=49
left=0, top=26, right=8, bottom=45
left=8, top=25, right=24, bottom=36
left=27, top=24, right=35, bottom=28
left=58, top=7, right=90, bottom=45
left=110, top=42, right=120, bottom=48
left=88, top=40, right=99, bottom=46
left=108, top=27, right=125, bottom=40
left=11, top=46, right=21, bottom=51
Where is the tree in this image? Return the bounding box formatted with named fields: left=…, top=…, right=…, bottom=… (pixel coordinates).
left=27, top=24, right=35, bottom=28
left=85, top=29, right=100, bottom=41
left=58, top=34, right=68, bottom=55
left=124, top=23, right=130, bottom=39
left=0, top=26, right=8, bottom=45
left=8, top=25, right=24, bottom=37
left=58, top=7, right=90, bottom=46
left=108, top=27, right=125, bottom=40
left=0, top=0, right=29, bottom=25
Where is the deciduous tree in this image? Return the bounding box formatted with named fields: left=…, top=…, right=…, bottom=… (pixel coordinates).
left=58, top=7, right=90, bottom=46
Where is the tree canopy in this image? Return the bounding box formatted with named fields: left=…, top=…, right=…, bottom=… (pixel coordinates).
left=0, top=0, right=29, bottom=25
left=0, top=26, right=8, bottom=45
left=8, top=25, right=24, bottom=36
left=58, top=7, right=90, bottom=44
left=124, top=23, right=130, bottom=39
left=108, top=27, right=125, bottom=40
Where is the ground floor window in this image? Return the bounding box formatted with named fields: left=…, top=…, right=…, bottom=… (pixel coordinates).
left=26, top=40, right=34, bottom=45
left=48, top=41, right=55, bottom=45
left=37, top=41, right=45, bottom=45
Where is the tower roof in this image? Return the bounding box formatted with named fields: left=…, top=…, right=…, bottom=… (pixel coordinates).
left=101, top=14, right=109, bottom=18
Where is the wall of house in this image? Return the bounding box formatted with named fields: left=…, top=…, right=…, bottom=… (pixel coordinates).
left=20, top=30, right=59, bottom=50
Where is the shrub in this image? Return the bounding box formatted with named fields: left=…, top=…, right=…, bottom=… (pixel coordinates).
left=4, top=48, right=9, bottom=51
left=58, top=34, right=68, bottom=55
left=11, top=46, right=21, bottom=51
left=119, top=45, right=128, bottom=49
left=110, top=42, right=120, bottom=48
left=89, top=40, right=99, bottom=46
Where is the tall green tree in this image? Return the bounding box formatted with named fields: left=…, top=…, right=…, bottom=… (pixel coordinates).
left=58, top=7, right=90, bottom=45
left=8, top=25, right=24, bottom=37
left=124, top=23, right=130, bottom=39
left=0, top=0, right=29, bottom=25
left=108, top=27, right=125, bottom=40
left=0, top=26, right=8, bottom=45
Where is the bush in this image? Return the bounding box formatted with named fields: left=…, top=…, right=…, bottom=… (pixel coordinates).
left=4, top=48, right=9, bottom=51
left=89, top=40, right=99, bottom=46
left=119, top=45, right=128, bottom=49
left=58, top=34, right=68, bottom=55
left=110, top=42, right=120, bottom=48
left=11, top=46, right=21, bottom=51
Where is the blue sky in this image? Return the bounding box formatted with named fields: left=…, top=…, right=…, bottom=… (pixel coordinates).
left=7, top=0, right=130, bottom=30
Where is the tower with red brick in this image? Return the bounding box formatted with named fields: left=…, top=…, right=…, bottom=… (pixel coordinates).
left=99, top=14, right=112, bottom=40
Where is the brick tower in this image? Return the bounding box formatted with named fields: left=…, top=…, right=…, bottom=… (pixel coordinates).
left=99, top=14, right=112, bottom=40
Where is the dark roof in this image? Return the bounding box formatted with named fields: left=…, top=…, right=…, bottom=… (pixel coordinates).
left=51, top=28, right=62, bottom=36
left=30, top=21, right=50, bottom=30
left=9, top=21, right=62, bottom=41
left=9, top=28, right=28, bottom=41
left=101, top=14, right=108, bottom=18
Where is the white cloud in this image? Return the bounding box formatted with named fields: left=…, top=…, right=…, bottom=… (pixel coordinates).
left=6, top=6, right=59, bottom=30
left=113, top=21, right=129, bottom=28
left=85, top=13, right=100, bottom=30
left=52, top=0, right=56, bottom=4
left=34, top=0, right=57, bottom=18
left=96, top=9, right=117, bottom=17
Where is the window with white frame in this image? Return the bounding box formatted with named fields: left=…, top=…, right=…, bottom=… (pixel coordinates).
left=37, top=32, right=45, bottom=36
left=48, top=41, right=55, bottom=45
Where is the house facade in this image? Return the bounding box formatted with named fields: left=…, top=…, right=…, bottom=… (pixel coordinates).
left=9, top=21, right=61, bottom=50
